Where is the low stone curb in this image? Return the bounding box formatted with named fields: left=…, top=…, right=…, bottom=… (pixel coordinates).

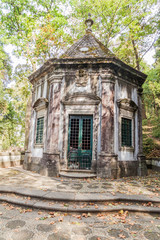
left=0, top=186, right=160, bottom=203
left=0, top=195, right=160, bottom=213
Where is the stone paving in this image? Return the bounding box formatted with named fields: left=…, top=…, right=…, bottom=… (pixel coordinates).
left=0, top=203, right=160, bottom=240
left=0, top=167, right=159, bottom=197
left=0, top=167, right=160, bottom=239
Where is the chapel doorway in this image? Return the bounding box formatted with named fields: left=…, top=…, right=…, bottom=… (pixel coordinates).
left=68, top=115, right=93, bottom=170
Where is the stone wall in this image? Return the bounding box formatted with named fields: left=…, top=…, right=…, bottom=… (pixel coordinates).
left=0, top=152, right=25, bottom=168
left=146, top=158, right=160, bottom=171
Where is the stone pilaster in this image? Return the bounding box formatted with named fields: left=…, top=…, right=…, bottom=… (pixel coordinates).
left=44, top=75, right=63, bottom=176
left=97, top=74, right=118, bottom=178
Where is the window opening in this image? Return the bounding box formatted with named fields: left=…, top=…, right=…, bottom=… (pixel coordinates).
left=36, top=117, right=44, bottom=144
left=121, top=118, right=132, bottom=147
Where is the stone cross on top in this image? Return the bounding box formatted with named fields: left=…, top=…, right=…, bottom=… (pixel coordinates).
left=85, top=13, right=94, bottom=33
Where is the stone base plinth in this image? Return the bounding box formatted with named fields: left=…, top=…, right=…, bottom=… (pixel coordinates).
left=23, top=152, right=60, bottom=177
left=97, top=152, right=146, bottom=178
left=40, top=152, right=60, bottom=177
left=137, top=154, right=148, bottom=176
left=23, top=151, right=32, bottom=170
left=97, top=153, right=118, bottom=178
left=117, top=161, right=138, bottom=178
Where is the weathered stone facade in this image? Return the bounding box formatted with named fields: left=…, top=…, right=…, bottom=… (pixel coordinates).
left=24, top=16, right=147, bottom=178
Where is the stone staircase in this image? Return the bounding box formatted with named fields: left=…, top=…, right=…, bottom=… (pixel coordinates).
left=0, top=186, right=160, bottom=214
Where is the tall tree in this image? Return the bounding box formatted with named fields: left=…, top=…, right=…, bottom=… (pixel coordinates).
left=0, top=0, right=159, bottom=150
left=69, top=0, right=158, bottom=70
left=0, top=0, right=71, bottom=71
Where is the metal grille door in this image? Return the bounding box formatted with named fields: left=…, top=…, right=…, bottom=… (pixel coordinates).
left=70, top=118, right=79, bottom=150
left=82, top=118, right=91, bottom=150
left=68, top=116, right=93, bottom=169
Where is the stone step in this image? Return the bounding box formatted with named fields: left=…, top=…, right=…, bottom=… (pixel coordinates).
left=59, top=171, right=96, bottom=179
left=0, top=186, right=160, bottom=204
left=0, top=193, right=160, bottom=214
left=60, top=169, right=96, bottom=173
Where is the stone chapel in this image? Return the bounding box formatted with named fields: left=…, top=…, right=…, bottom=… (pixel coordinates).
left=24, top=15, right=147, bottom=178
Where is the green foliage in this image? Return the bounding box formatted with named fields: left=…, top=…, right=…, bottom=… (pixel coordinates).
left=142, top=119, right=148, bottom=126
left=143, top=137, right=154, bottom=156
left=0, top=0, right=72, bottom=70
left=0, top=0, right=159, bottom=151
left=0, top=63, right=31, bottom=150
left=1, top=0, right=158, bottom=71
left=153, top=122, right=160, bottom=139
left=70, top=0, right=158, bottom=70
left=142, top=16, right=160, bottom=140
left=0, top=45, right=11, bottom=124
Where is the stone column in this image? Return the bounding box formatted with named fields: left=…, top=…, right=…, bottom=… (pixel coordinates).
left=137, top=87, right=147, bottom=176
left=97, top=74, right=118, bottom=178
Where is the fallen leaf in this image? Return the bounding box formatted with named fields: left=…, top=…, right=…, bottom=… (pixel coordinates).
left=58, top=217, right=63, bottom=222
left=39, top=217, right=48, bottom=220
left=49, top=212, right=55, bottom=216
left=24, top=209, right=32, bottom=212
left=119, top=210, right=124, bottom=215
left=119, top=233, right=126, bottom=239
left=38, top=211, right=43, bottom=215
left=50, top=221, right=55, bottom=225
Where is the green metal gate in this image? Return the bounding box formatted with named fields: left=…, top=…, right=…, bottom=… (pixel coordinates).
left=68, top=115, right=93, bottom=169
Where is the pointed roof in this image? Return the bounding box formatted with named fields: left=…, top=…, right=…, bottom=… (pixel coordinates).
left=61, top=32, right=116, bottom=59
left=61, top=13, right=115, bottom=59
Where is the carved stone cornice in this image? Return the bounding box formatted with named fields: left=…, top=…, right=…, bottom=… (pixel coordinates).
left=33, top=97, right=48, bottom=111
left=61, top=92, right=101, bottom=105
left=48, top=74, right=64, bottom=83
left=117, top=98, right=138, bottom=112
left=100, top=70, right=116, bottom=83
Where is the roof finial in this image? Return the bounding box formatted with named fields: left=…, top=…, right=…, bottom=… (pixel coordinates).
left=85, top=13, right=94, bottom=33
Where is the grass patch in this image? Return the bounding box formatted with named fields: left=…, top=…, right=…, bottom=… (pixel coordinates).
left=152, top=121, right=160, bottom=139
left=143, top=138, right=155, bottom=157
left=142, top=119, right=148, bottom=126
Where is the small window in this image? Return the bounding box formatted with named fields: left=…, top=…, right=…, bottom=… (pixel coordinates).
left=121, top=118, right=132, bottom=147
left=36, top=117, right=44, bottom=144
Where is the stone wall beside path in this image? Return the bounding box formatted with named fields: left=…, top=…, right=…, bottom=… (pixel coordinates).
left=146, top=158, right=160, bottom=171
left=0, top=152, right=25, bottom=168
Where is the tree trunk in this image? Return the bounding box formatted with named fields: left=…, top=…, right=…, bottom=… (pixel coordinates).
left=131, top=39, right=140, bottom=71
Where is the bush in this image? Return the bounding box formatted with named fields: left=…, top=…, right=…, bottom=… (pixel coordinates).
left=143, top=138, right=154, bottom=156
left=142, top=119, right=148, bottom=126
left=152, top=121, right=160, bottom=139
